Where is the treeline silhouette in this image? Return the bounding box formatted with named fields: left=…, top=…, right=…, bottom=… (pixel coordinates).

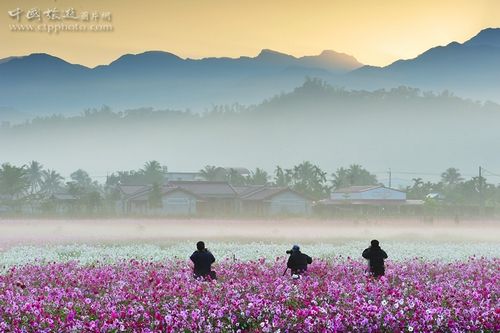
left=1, top=160, right=499, bottom=217
left=1, top=78, right=500, bottom=205
left=3, top=78, right=500, bottom=130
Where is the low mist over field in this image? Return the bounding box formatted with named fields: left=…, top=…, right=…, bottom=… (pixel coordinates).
left=1, top=219, right=499, bottom=250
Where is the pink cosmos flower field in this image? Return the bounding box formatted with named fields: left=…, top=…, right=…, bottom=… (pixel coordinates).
left=0, top=258, right=499, bottom=332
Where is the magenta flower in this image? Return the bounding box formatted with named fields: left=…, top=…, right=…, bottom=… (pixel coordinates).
left=0, top=258, right=498, bottom=332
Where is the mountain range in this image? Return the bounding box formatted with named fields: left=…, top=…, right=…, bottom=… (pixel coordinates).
left=0, top=28, right=499, bottom=121
left=347, top=28, right=500, bottom=101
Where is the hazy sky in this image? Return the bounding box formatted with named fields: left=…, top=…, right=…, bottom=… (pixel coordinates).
left=1, top=0, right=499, bottom=67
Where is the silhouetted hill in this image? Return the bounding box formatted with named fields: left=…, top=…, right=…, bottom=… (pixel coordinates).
left=0, top=49, right=362, bottom=117
left=464, top=28, right=500, bottom=47
left=348, top=28, right=500, bottom=101
left=1, top=27, right=499, bottom=120
left=2, top=79, right=499, bottom=178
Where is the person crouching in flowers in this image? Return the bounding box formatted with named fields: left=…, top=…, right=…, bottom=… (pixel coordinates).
left=190, top=241, right=217, bottom=280
left=362, top=239, right=388, bottom=278
left=286, top=245, right=312, bottom=279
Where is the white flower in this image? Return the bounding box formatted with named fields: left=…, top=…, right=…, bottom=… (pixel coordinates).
left=1, top=241, right=499, bottom=270
left=408, top=326, right=414, bottom=332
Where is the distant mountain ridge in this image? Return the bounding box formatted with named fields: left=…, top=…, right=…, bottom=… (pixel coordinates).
left=464, top=28, right=500, bottom=47
left=0, top=49, right=362, bottom=118
left=346, top=28, right=500, bottom=101
left=0, top=48, right=362, bottom=71
left=1, top=28, right=500, bottom=119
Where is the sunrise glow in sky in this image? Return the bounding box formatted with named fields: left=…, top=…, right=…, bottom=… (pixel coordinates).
left=1, top=0, right=500, bottom=67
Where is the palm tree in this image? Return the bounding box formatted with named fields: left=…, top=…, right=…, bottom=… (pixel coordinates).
left=332, top=167, right=349, bottom=189
left=26, top=161, right=44, bottom=195
left=0, top=163, right=28, bottom=198
left=347, top=164, right=377, bottom=186
left=41, top=169, right=64, bottom=195
left=331, top=164, right=377, bottom=189
left=227, top=168, right=246, bottom=186
left=247, top=168, right=269, bottom=185
left=200, top=165, right=218, bottom=181
left=407, top=177, right=433, bottom=200
left=411, top=177, right=424, bottom=188
left=70, top=169, right=93, bottom=188
left=274, top=166, right=291, bottom=187
left=199, top=166, right=226, bottom=181
left=441, top=168, right=463, bottom=187
left=290, top=161, right=330, bottom=200
left=142, top=160, right=165, bottom=184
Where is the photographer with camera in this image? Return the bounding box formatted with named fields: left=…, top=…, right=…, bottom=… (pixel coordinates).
left=285, top=244, right=312, bottom=278
left=362, top=239, right=388, bottom=278
left=190, top=241, right=217, bottom=280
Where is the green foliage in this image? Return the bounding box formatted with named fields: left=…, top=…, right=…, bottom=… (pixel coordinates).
left=406, top=178, right=437, bottom=200
left=142, top=161, right=166, bottom=184
left=199, top=166, right=227, bottom=181
left=0, top=163, right=28, bottom=197
left=331, top=164, right=378, bottom=189
left=274, top=161, right=330, bottom=200
left=106, top=160, right=167, bottom=186
left=69, top=169, right=94, bottom=190
left=441, top=168, right=464, bottom=187
left=274, top=166, right=292, bottom=187
left=26, top=161, right=44, bottom=195
left=227, top=168, right=246, bottom=186
left=247, top=168, right=269, bottom=185
left=148, top=183, right=163, bottom=209
left=41, top=169, right=64, bottom=194
left=2, top=159, right=500, bottom=217
left=84, top=191, right=103, bottom=213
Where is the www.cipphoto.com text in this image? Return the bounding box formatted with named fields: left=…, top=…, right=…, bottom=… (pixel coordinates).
left=9, top=23, right=113, bottom=34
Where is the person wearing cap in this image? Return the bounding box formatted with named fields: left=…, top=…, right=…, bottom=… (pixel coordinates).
left=190, top=241, right=216, bottom=279
left=286, top=245, right=313, bottom=276
left=362, top=239, right=388, bottom=278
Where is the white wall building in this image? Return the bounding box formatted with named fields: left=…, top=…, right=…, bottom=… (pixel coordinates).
left=331, top=185, right=406, bottom=202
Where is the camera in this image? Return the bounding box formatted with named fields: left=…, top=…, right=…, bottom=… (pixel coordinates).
left=286, top=250, right=293, bottom=254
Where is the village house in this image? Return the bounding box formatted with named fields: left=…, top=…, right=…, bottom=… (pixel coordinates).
left=125, top=185, right=201, bottom=215
left=316, top=185, right=423, bottom=216
left=47, top=193, right=79, bottom=214
left=118, top=181, right=312, bottom=216
left=234, top=186, right=312, bottom=216
left=164, top=172, right=202, bottom=182
left=168, top=181, right=239, bottom=215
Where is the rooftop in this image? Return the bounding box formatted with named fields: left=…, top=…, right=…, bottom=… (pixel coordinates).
left=333, top=185, right=405, bottom=194
left=168, top=181, right=238, bottom=198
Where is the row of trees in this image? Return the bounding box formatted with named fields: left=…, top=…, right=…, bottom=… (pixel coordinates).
left=106, top=162, right=380, bottom=201
left=406, top=167, right=500, bottom=206
left=7, top=79, right=498, bottom=131
left=0, top=161, right=102, bottom=213
left=0, top=160, right=378, bottom=213
left=1, top=161, right=500, bottom=215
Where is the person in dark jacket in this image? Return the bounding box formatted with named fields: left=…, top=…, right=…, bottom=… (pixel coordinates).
left=190, top=241, right=216, bottom=279
left=286, top=245, right=312, bottom=276
left=362, top=240, right=388, bottom=278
